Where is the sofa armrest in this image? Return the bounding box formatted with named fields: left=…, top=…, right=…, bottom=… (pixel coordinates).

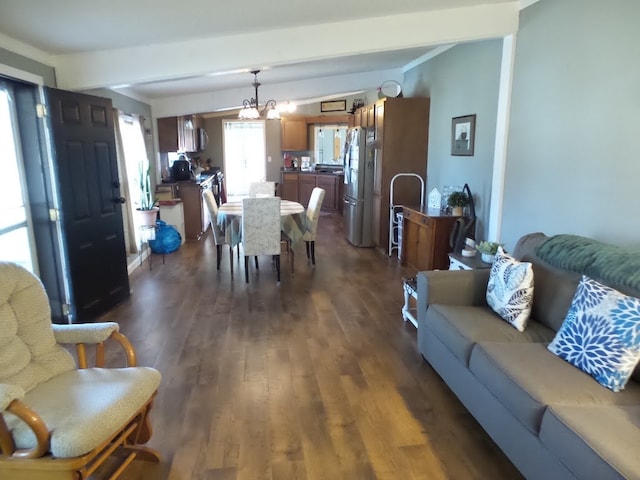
left=417, top=269, right=490, bottom=308
left=52, top=322, right=119, bottom=344
left=0, top=384, right=25, bottom=411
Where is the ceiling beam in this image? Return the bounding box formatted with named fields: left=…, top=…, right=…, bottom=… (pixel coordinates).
left=53, top=3, right=518, bottom=91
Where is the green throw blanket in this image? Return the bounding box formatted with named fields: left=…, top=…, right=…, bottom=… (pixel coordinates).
left=536, top=234, right=640, bottom=297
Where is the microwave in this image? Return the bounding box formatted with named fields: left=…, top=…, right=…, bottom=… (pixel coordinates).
left=198, top=128, right=209, bottom=151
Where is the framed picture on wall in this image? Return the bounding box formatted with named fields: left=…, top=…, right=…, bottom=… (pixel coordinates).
left=320, top=100, right=347, bottom=112
left=451, top=114, right=476, bottom=156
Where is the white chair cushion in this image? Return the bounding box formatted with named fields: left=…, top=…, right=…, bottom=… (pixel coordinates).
left=302, top=187, right=325, bottom=241
left=4, top=367, right=161, bottom=458
left=242, top=197, right=281, bottom=256
left=203, top=190, right=226, bottom=245
left=0, top=262, right=75, bottom=393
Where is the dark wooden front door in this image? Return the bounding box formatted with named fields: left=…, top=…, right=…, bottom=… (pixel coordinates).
left=46, top=87, right=130, bottom=322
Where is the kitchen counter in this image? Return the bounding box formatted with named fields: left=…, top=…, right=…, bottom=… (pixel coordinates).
left=281, top=168, right=344, bottom=176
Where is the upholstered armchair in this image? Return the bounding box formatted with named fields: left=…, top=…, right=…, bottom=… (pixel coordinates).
left=203, top=189, right=235, bottom=276
left=0, top=262, right=161, bottom=480
left=248, top=181, right=276, bottom=197
left=303, top=187, right=326, bottom=265
left=241, top=197, right=282, bottom=283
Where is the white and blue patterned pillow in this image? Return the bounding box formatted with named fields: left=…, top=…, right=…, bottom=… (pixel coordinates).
left=548, top=275, right=640, bottom=392
left=486, top=246, right=534, bottom=332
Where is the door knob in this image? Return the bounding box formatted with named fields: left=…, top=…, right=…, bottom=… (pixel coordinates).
left=113, top=197, right=126, bottom=204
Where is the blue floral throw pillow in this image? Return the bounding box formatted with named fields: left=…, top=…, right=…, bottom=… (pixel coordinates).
left=486, top=246, right=534, bottom=332
left=548, top=275, right=640, bottom=392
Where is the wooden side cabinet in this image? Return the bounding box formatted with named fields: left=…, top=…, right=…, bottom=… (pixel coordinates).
left=401, top=206, right=458, bottom=272
left=281, top=117, right=308, bottom=151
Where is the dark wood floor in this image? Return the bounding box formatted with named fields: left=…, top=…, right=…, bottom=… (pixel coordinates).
left=97, top=212, right=522, bottom=480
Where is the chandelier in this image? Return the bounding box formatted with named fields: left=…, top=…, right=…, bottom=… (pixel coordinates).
left=238, top=70, right=281, bottom=120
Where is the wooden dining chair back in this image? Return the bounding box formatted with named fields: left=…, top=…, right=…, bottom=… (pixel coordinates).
left=303, top=187, right=325, bottom=265
left=203, top=190, right=234, bottom=276
left=248, top=181, right=276, bottom=197
left=0, top=261, right=161, bottom=480
left=241, top=197, right=281, bottom=283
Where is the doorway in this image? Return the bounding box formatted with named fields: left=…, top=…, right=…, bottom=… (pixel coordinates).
left=222, top=120, right=266, bottom=199
left=0, top=81, right=38, bottom=272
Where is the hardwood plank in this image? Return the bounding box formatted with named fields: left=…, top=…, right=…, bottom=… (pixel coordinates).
left=94, top=212, right=522, bottom=480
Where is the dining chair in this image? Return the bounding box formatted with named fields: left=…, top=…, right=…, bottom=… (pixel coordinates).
left=203, top=190, right=234, bottom=276
left=0, top=261, right=161, bottom=480
left=248, top=181, right=276, bottom=197
left=303, top=187, right=326, bottom=265
left=241, top=197, right=281, bottom=284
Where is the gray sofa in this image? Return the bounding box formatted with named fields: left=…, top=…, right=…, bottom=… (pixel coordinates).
left=416, top=233, right=640, bottom=480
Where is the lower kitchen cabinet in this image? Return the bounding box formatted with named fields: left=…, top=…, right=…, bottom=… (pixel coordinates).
left=176, top=176, right=214, bottom=240
left=401, top=206, right=459, bottom=272
left=279, top=172, right=343, bottom=212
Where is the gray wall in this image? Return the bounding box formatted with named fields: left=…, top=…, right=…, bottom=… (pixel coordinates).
left=404, top=40, right=503, bottom=241
left=502, top=0, right=640, bottom=249
left=0, top=48, right=56, bottom=86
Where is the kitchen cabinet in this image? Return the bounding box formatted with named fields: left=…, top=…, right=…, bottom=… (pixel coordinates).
left=372, top=97, right=430, bottom=251
left=279, top=172, right=343, bottom=212
left=299, top=174, right=317, bottom=207
left=157, top=115, right=202, bottom=153
left=177, top=115, right=202, bottom=152
left=157, top=116, right=178, bottom=152
left=280, top=172, right=299, bottom=202
left=354, top=109, right=362, bottom=127
left=281, top=117, right=308, bottom=151
left=401, top=206, right=458, bottom=272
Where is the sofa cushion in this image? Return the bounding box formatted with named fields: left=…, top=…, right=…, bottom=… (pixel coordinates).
left=468, top=342, right=640, bottom=434
left=4, top=367, right=161, bottom=458
left=426, top=305, right=555, bottom=366
left=539, top=405, right=640, bottom=480
left=486, top=247, right=534, bottom=332
left=548, top=275, right=640, bottom=392
left=512, top=233, right=582, bottom=332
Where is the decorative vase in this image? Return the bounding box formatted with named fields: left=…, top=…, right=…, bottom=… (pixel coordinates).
left=136, top=207, right=159, bottom=227
left=451, top=206, right=463, bottom=216
left=481, top=252, right=496, bottom=263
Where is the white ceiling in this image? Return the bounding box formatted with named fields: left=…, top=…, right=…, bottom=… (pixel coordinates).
left=0, top=0, right=529, bottom=116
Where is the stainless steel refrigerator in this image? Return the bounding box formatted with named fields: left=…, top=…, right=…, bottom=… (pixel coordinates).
left=343, top=127, right=375, bottom=247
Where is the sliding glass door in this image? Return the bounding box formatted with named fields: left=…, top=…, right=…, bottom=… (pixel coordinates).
left=223, top=120, right=266, bottom=199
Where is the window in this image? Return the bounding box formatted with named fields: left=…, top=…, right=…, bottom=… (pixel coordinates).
left=223, top=120, right=266, bottom=199
left=313, top=125, right=347, bottom=164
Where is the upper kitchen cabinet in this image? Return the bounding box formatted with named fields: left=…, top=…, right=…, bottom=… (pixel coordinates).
left=281, top=116, right=308, bottom=151
left=157, top=116, right=178, bottom=152
left=157, top=115, right=204, bottom=152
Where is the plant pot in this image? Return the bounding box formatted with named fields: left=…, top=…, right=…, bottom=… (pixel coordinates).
left=136, top=207, right=159, bottom=227
left=451, top=206, right=463, bottom=216
left=481, top=252, right=496, bottom=263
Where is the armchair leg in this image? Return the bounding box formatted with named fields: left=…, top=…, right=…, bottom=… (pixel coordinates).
left=229, top=246, right=234, bottom=278
left=244, top=256, right=249, bottom=283
left=275, top=255, right=281, bottom=284
left=310, top=241, right=316, bottom=265
left=216, top=245, right=222, bottom=270
left=305, top=241, right=310, bottom=260
left=254, top=256, right=259, bottom=269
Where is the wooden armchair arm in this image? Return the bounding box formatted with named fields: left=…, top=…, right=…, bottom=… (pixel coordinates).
left=0, top=399, right=50, bottom=459
left=52, top=323, right=137, bottom=368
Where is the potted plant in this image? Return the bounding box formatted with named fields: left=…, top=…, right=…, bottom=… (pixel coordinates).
left=447, top=191, right=470, bottom=216
left=136, top=163, right=159, bottom=226
left=476, top=241, right=501, bottom=263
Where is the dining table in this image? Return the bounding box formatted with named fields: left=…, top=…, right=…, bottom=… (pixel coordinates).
left=217, top=199, right=307, bottom=248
